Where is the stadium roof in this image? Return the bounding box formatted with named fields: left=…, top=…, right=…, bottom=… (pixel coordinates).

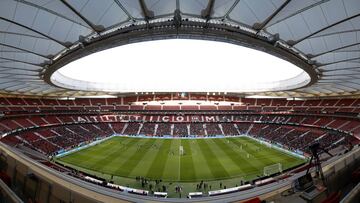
left=0, top=0, right=360, bottom=98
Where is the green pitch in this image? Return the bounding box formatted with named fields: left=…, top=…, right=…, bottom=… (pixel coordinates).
left=57, top=136, right=305, bottom=182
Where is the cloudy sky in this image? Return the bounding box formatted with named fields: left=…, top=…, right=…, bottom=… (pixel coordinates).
left=58, top=39, right=304, bottom=92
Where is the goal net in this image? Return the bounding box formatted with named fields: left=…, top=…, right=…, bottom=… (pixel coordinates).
left=263, top=163, right=282, bottom=176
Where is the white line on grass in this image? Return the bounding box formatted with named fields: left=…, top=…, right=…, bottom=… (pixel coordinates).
left=178, top=139, right=181, bottom=181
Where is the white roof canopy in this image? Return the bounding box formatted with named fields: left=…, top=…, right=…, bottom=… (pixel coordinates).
left=0, top=0, right=359, bottom=98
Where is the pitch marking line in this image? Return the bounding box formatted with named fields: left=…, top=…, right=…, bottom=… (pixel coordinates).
left=178, top=139, right=181, bottom=181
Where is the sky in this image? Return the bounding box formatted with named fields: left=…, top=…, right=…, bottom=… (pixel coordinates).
left=56, top=39, right=306, bottom=92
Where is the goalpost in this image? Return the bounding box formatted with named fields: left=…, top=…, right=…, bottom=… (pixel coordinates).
left=179, top=146, right=184, bottom=156
left=263, top=163, right=282, bottom=176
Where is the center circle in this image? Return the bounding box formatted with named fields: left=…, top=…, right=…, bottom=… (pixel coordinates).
left=50, top=39, right=310, bottom=93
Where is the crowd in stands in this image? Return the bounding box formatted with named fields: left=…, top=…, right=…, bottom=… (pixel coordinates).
left=123, top=123, right=141, bottom=135
left=190, top=123, right=206, bottom=136
left=2, top=119, right=357, bottom=156
left=173, top=124, right=188, bottom=137
left=251, top=124, right=357, bottom=153
left=0, top=112, right=359, bottom=138
left=111, top=123, right=125, bottom=134
left=139, top=123, right=156, bottom=136
left=0, top=96, right=359, bottom=157
left=2, top=123, right=113, bottom=155
left=156, top=123, right=171, bottom=137
left=205, top=123, right=222, bottom=136
left=222, top=123, right=238, bottom=135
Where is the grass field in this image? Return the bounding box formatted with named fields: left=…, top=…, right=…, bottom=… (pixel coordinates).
left=57, top=136, right=305, bottom=183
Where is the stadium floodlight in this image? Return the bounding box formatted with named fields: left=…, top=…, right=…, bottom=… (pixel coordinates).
left=51, top=39, right=310, bottom=93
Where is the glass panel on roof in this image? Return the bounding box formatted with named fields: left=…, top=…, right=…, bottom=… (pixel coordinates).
left=337, top=82, right=360, bottom=88
left=229, top=0, right=287, bottom=27
left=268, top=0, right=353, bottom=43
left=0, top=52, right=44, bottom=64
left=322, top=75, right=356, bottom=79
left=6, top=75, right=39, bottom=79
left=29, top=87, right=52, bottom=93
left=321, top=0, right=347, bottom=24
left=301, top=6, right=328, bottom=33
left=0, top=69, right=38, bottom=75
left=33, top=39, right=64, bottom=57
left=228, top=1, right=257, bottom=26
left=68, top=0, right=128, bottom=28
left=6, top=85, right=30, bottom=91
left=0, top=61, right=41, bottom=70
left=304, top=31, right=359, bottom=56
left=118, top=0, right=143, bottom=19
left=267, top=14, right=314, bottom=42
left=267, top=0, right=324, bottom=27
left=312, top=16, right=360, bottom=39
left=334, top=44, right=360, bottom=52
left=319, top=61, right=360, bottom=71
left=30, top=10, right=92, bottom=44
left=25, top=0, right=90, bottom=27
left=48, top=18, right=74, bottom=42
left=0, top=0, right=17, bottom=19
left=213, top=0, right=237, bottom=18
left=32, top=9, right=58, bottom=35
left=295, top=38, right=322, bottom=56
left=0, top=20, right=43, bottom=39
left=180, top=0, right=207, bottom=16
left=145, top=0, right=176, bottom=16
left=323, top=69, right=360, bottom=76
left=0, top=20, right=65, bottom=56
left=17, top=86, right=41, bottom=92
left=13, top=2, right=39, bottom=28
left=343, top=0, right=360, bottom=16
left=314, top=51, right=360, bottom=64
left=14, top=3, right=93, bottom=44
left=0, top=81, right=22, bottom=88
left=97, top=4, right=129, bottom=27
